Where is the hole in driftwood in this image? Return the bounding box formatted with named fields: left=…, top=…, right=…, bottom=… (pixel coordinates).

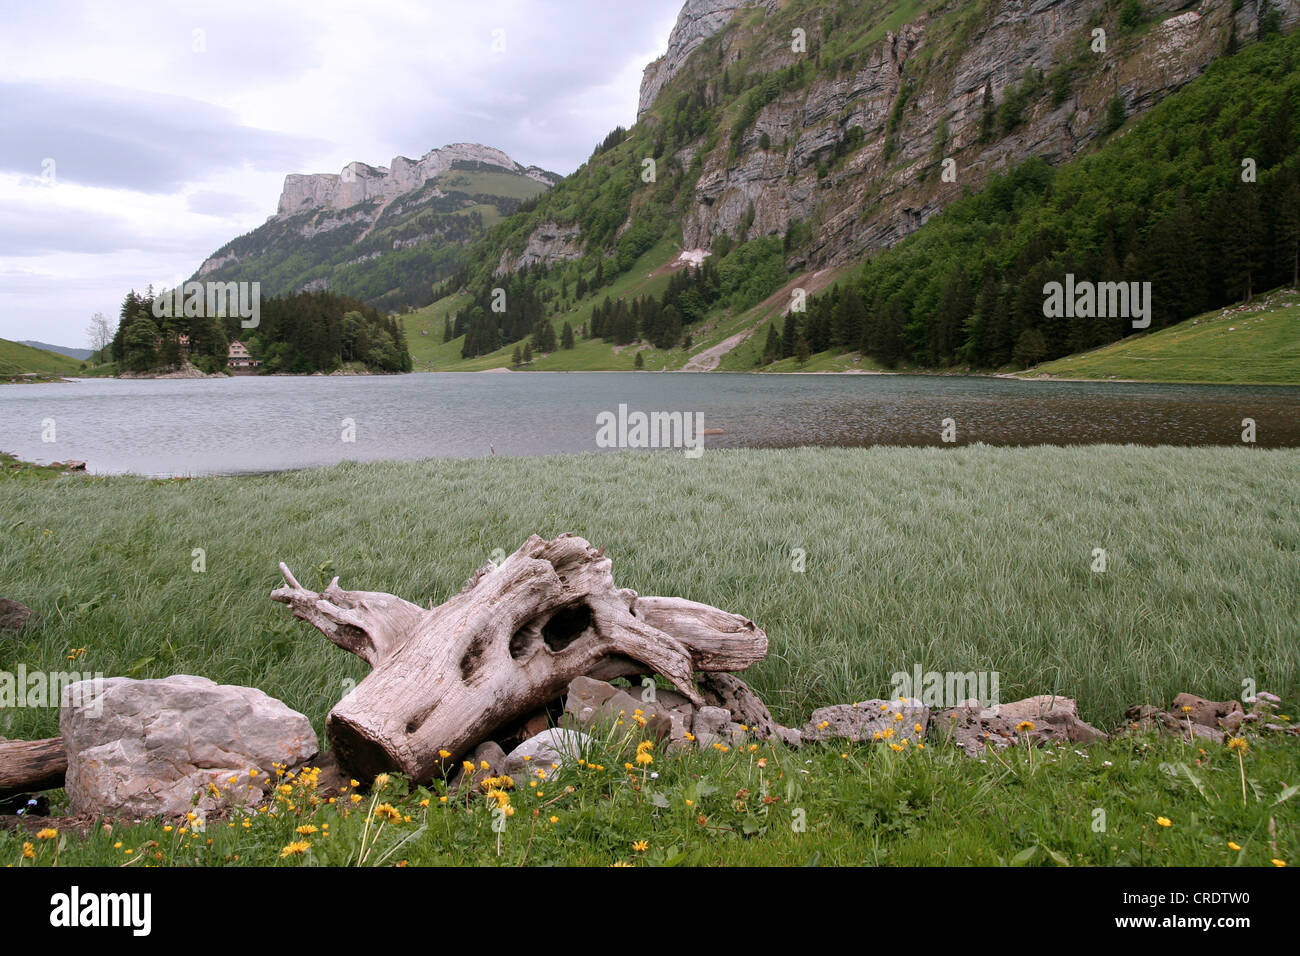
left=543, top=603, right=592, bottom=652
left=460, top=634, right=490, bottom=681
left=509, top=622, right=542, bottom=661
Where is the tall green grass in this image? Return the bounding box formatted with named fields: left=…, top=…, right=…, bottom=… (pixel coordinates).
left=2, top=446, right=1297, bottom=744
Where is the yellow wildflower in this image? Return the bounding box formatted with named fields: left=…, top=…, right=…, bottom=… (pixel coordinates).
left=1156, top=817, right=1172, bottom=828
left=280, top=840, right=311, bottom=857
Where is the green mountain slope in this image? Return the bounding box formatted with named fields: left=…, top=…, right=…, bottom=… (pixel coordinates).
left=0, top=338, right=83, bottom=376
left=1021, top=289, right=1300, bottom=384
left=193, top=150, right=560, bottom=313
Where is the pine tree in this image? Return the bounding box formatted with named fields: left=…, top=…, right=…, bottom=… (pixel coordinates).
left=762, top=324, right=780, bottom=364
left=562, top=322, right=575, bottom=349
left=781, top=310, right=799, bottom=358
left=634, top=350, right=645, bottom=369
left=795, top=336, right=811, bottom=366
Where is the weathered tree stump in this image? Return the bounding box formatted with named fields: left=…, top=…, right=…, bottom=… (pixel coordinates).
left=272, top=533, right=767, bottom=782
left=0, top=738, right=66, bottom=798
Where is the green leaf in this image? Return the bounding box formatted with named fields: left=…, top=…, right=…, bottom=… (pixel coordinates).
left=1272, top=784, right=1299, bottom=806
left=1011, top=845, right=1041, bottom=866
left=128, top=656, right=155, bottom=675
left=650, top=791, right=670, bottom=809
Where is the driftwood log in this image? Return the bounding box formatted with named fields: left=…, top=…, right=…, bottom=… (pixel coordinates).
left=272, top=533, right=767, bottom=782
left=0, top=738, right=66, bottom=798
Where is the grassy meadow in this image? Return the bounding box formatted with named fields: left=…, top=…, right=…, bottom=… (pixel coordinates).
left=2, top=445, right=1297, bottom=865
left=0, top=339, right=83, bottom=379
left=1024, top=290, right=1300, bottom=385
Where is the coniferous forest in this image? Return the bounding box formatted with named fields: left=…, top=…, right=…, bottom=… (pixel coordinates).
left=109, top=289, right=412, bottom=374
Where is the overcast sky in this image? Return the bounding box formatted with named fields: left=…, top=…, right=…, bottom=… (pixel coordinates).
left=0, top=0, right=684, bottom=347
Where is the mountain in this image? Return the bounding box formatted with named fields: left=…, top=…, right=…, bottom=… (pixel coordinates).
left=17, top=340, right=94, bottom=360
left=417, top=0, right=1298, bottom=374
left=192, top=144, right=562, bottom=312
left=479, top=0, right=1292, bottom=278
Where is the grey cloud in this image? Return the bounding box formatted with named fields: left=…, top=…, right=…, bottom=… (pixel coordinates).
left=0, top=80, right=329, bottom=193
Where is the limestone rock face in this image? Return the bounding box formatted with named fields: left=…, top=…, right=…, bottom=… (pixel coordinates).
left=639, top=0, right=780, bottom=118
left=274, top=143, right=547, bottom=217
left=495, top=221, right=585, bottom=277
left=60, top=675, right=318, bottom=818
left=628, top=0, right=1300, bottom=275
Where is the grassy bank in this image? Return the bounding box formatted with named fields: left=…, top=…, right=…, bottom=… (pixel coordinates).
left=0, top=339, right=83, bottom=379
left=2, top=446, right=1296, bottom=865
left=1022, top=290, right=1300, bottom=385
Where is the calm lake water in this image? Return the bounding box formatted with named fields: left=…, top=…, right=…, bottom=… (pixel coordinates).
left=1, top=372, right=1297, bottom=477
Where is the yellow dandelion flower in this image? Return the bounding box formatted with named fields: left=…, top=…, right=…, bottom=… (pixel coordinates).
left=350, top=794, right=362, bottom=804
left=889, top=743, right=905, bottom=752
left=296, top=824, right=319, bottom=836
left=1272, top=859, right=1287, bottom=867
left=1156, top=817, right=1172, bottom=828
left=373, top=773, right=391, bottom=790
left=1228, top=842, right=1242, bottom=851
left=439, top=796, right=448, bottom=804
left=1181, top=705, right=1193, bottom=713
left=373, top=804, right=402, bottom=823
left=36, top=828, right=57, bottom=840
left=685, top=799, right=694, bottom=806
left=549, top=815, right=559, bottom=824
left=438, top=749, right=451, bottom=759
left=636, top=752, right=653, bottom=766
left=1228, top=737, right=1249, bottom=753
left=280, top=840, right=311, bottom=857
left=1016, top=721, right=1035, bottom=733
left=914, top=723, right=923, bottom=734
left=632, top=840, right=649, bottom=852
left=684, top=732, right=696, bottom=741
left=418, top=798, right=430, bottom=808
left=23, top=843, right=35, bottom=859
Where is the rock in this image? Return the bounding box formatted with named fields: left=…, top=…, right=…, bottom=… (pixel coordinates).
left=638, top=0, right=780, bottom=118
left=802, top=699, right=929, bottom=744
left=564, top=675, right=696, bottom=750
left=60, top=675, right=318, bottom=818
left=1171, top=693, right=1245, bottom=732
left=448, top=740, right=509, bottom=794
left=694, top=705, right=731, bottom=738
left=934, top=695, right=1105, bottom=757
left=273, top=143, right=543, bottom=218
left=503, top=728, right=592, bottom=779
left=494, top=221, right=585, bottom=276
left=989, top=695, right=1107, bottom=744
left=0, top=599, right=32, bottom=633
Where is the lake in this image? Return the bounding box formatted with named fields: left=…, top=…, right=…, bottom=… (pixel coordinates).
left=1, top=372, right=1298, bottom=477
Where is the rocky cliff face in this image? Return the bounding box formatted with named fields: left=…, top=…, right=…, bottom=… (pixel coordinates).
left=192, top=143, right=560, bottom=309
left=275, top=143, right=558, bottom=217
left=671, top=0, right=1299, bottom=268
left=638, top=0, right=779, bottom=117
